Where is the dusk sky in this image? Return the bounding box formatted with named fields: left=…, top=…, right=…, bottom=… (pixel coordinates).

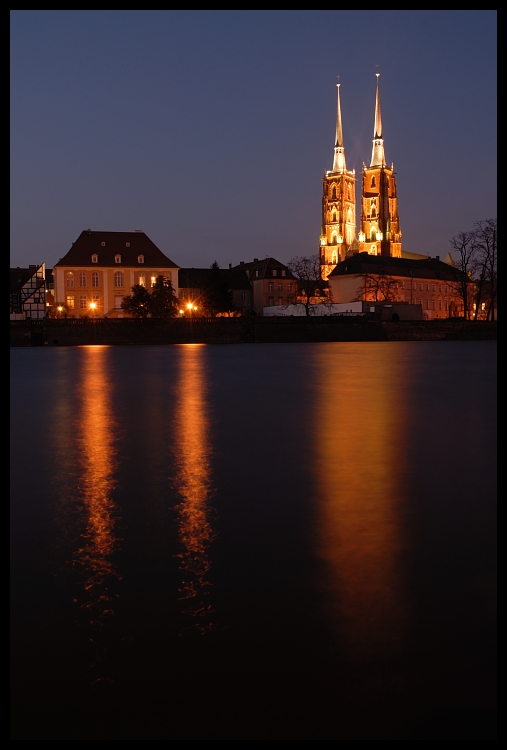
left=11, top=10, right=496, bottom=271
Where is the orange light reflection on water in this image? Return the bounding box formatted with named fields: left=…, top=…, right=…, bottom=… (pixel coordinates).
left=313, top=344, right=410, bottom=659
left=75, top=347, right=120, bottom=599
left=173, top=344, right=216, bottom=633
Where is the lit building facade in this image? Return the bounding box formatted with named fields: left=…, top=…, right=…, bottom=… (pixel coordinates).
left=357, top=74, right=402, bottom=258
left=328, top=254, right=468, bottom=320
left=320, top=84, right=356, bottom=280
left=53, top=230, right=179, bottom=318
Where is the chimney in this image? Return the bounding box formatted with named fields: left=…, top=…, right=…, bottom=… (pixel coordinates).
left=254, top=258, right=258, bottom=263
left=436, top=255, right=440, bottom=261
left=229, top=263, right=231, bottom=269
left=240, top=261, right=244, bottom=266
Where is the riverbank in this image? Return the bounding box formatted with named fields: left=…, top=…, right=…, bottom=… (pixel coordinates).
left=10, top=317, right=497, bottom=347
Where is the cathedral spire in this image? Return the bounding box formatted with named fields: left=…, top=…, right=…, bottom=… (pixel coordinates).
left=332, top=83, right=346, bottom=172
left=370, top=73, right=386, bottom=167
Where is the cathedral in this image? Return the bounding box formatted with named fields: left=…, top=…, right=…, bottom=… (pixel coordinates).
left=320, top=74, right=402, bottom=280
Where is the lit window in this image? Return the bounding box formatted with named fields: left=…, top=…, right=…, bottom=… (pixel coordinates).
left=80, top=295, right=87, bottom=309
left=92, top=254, right=98, bottom=263
left=66, top=272, right=74, bottom=288
left=66, top=295, right=75, bottom=309
left=92, top=272, right=99, bottom=288
left=138, top=274, right=146, bottom=287
left=138, top=255, right=144, bottom=264
left=114, top=272, right=124, bottom=288
left=79, top=272, right=86, bottom=287
left=151, top=276, right=156, bottom=287
left=115, top=255, right=121, bottom=264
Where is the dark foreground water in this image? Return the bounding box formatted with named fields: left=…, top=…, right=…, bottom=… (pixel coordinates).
left=10, top=342, right=497, bottom=739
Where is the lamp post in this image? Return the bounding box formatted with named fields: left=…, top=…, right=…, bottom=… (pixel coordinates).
left=89, top=301, right=97, bottom=319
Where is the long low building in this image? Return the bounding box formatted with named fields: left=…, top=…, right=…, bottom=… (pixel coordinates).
left=328, top=252, right=469, bottom=320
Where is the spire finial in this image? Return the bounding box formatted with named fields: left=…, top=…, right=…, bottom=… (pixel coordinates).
left=332, top=78, right=346, bottom=171
left=370, top=71, right=386, bottom=167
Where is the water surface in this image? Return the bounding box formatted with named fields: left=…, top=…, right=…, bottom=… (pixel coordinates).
left=10, top=342, right=497, bottom=739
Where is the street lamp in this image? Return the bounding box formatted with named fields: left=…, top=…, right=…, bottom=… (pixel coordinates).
left=89, top=301, right=97, bottom=318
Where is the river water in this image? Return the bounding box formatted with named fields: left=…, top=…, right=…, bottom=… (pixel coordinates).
left=10, top=342, right=497, bottom=739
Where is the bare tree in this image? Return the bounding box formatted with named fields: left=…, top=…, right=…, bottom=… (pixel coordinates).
left=473, top=219, right=497, bottom=320
left=287, top=255, right=324, bottom=316
left=449, top=220, right=497, bottom=319
left=352, top=268, right=401, bottom=303
left=448, top=231, right=477, bottom=319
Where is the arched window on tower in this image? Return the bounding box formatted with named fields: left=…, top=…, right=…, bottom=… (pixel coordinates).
left=370, top=227, right=377, bottom=241
left=331, top=250, right=338, bottom=265
left=371, top=176, right=376, bottom=188
left=332, top=232, right=338, bottom=245
left=331, top=186, right=337, bottom=200
left=332, top=212, right=337, bottom=223
left=371, top=201, right=377, bottom=218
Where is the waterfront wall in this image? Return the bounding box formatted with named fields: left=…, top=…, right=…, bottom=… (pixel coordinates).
left=10, top=317, right=497, bottom=347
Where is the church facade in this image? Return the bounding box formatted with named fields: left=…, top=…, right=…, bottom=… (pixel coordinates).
left=320, top=75, right=402, bottom=281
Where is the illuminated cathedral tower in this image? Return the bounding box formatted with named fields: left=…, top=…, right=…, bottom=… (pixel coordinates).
left=358, top=74, right=402, bottom=258
left=319, top=83, right=356, bottom=280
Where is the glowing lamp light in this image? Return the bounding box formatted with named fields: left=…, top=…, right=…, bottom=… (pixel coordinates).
left=358, top=232, right=366, bottom=242
left=376, top=231, right=383, bottom=241
left=89, top=302, right=97, bottom=310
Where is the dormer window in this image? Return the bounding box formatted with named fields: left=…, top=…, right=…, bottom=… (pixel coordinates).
left=272, top=269, right=277, bottom=277
left=126, top=242, right=130, bottom=247
left=101, top=242, right=106, bottom=247
left=138, top=255, right=144, bottom=264
left=281, top=270, right=286, bottom=277
left=91, top=254, right=98, bottom=263
left=115, top=254, right=121, bottom=264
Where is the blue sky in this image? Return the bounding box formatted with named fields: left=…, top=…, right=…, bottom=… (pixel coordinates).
left=10, top=10, right=496, bottom=270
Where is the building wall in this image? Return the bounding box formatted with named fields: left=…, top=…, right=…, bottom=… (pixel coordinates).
left=54, top=266, right=179, bottom=317
left=329, top=273, right=463, bottom=319
left=320, top=170, right=356, bottom=279
left=358, top=166, right=402, bottom=258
